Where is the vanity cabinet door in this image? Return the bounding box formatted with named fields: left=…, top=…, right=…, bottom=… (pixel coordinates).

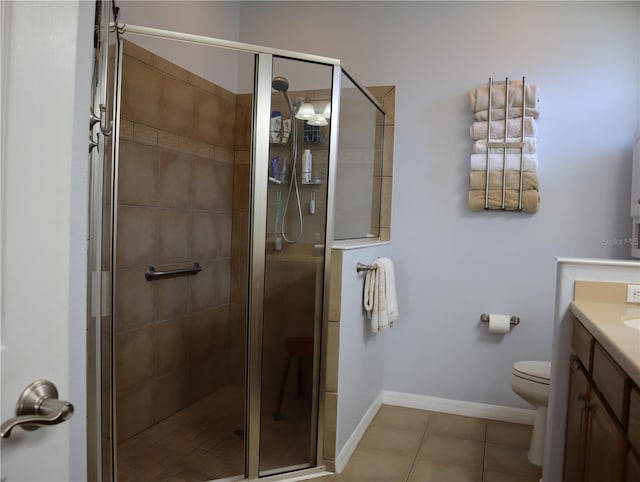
left=584, top=388, right=626, bottom=482
left=572, top=318, right=593, bottom=371
left=592, top=342, right=629, bottom=424
left=626, top=450, right=640, bottom=482
left=629, top=387, right=640, bottom=455
left=564, top=357, right=590, bottom=482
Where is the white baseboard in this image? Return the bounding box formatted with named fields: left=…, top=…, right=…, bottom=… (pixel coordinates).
left=334, top=391, right=383, bottom=473
left=382, top=390, right=536, bottom=425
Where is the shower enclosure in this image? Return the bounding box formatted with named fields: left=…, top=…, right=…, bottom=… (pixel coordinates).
left=88, top=3, right=386, bottom=481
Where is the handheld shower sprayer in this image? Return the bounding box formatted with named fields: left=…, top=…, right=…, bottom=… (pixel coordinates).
left=272, top=76, right=303, bottom=244
left=272, top=77, right=295, bottom=115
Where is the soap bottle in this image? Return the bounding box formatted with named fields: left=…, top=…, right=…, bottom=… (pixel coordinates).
left=301, top=149, right=312, bottom=183
left=270, top=111, right=282, bottom=142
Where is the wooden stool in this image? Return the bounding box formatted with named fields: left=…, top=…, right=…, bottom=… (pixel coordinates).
left=273, top=336, right=314, bottom=420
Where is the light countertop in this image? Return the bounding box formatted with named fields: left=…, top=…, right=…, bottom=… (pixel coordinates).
left=571, top=300, right=640, bottom=386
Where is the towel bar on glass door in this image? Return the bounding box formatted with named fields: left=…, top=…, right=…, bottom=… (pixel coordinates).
left=145, top=262, right=202, bottom=281
left=356, top=262, right=376, bottom=273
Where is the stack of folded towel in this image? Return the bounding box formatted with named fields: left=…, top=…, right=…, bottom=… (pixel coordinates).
left=468, top=80, right=540, bottom=212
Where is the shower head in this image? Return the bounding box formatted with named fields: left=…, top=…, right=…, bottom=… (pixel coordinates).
left=272, top=76, right=290, bottom=92
left=272, top=76, right=295, bottom=116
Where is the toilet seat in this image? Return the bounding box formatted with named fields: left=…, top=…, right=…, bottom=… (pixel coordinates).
left=512, top=361, right=551, bottom=386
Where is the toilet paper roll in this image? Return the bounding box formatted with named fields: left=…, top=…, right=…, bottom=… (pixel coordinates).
left=488, top=313, right=511, bottom=334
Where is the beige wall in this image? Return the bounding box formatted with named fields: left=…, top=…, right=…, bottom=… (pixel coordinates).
left=114, top=41, right=239, bottom=442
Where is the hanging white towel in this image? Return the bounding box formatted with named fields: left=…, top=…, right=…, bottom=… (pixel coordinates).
left=364, top=269, right=375, bottom=314
left=377, top=257, right=399, bottom=325
left=363, top=257, right=398, bottom=333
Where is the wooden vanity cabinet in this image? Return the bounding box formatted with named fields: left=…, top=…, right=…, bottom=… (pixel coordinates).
left=629, top=388, right=640, bottom=455
left=564, top=358, right=590, bottom=482
left=583, top=387, right=626, bottom=482
left=629, top=388, right=640, bottom=482
left=592, top=342, right=629, bottom=424
left=563, top=318, right=633, bottom=482
left=627, top=450, right=640, bottom=482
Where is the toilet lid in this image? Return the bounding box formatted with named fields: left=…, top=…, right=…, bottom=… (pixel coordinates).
left=513, top=361, right=551, bottom=385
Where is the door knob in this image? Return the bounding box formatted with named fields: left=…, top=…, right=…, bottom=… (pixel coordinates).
left=0, top=379, right=74, bottom=439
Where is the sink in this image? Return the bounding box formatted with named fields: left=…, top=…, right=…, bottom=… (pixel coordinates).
left=623, top=318, right=640, bottom=330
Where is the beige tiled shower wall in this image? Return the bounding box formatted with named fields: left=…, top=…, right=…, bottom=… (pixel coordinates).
left=114, top=41, right=241, bottom=443
left=231, top=93, right=252, bottom=386
left=370, top=86, right=395, bottom=242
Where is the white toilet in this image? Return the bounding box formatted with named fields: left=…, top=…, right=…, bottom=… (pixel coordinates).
left=510, top=360, right=551, bottom=466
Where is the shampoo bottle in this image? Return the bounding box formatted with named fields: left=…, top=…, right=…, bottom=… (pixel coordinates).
left=301, top=149, right=312, bottom=183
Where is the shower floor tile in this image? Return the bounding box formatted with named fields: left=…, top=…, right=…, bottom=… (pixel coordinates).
left=117, top=384, right=312, bottom=481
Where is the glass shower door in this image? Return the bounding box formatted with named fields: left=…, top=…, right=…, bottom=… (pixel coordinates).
left=110, top=36, right=254, bottom=482
left=257, top=56, right=335, bottom=476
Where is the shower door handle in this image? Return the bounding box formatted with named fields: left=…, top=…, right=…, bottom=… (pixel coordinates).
left=0, top=380, right=74, bottom=439
left=145, top=262, right=202, bottom=281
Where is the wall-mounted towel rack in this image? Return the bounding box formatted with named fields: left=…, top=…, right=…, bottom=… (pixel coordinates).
left=487, top=77, right=527, bottom=210
left=145, top=262, right=202, bottom=281
left=356, top=262, right=376, bottom=273
left=468, top=76, right=540, bottom=213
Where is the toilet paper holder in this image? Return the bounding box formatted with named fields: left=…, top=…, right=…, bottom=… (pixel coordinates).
left=480, top=313, right=520, bottom=326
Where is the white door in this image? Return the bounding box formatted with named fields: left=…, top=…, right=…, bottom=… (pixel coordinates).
left=0, top=2, right=93, bottom=480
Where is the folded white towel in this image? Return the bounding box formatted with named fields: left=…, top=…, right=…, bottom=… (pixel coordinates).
left=469, top=80, right=539, bottom=112
left=470, top=117, right=536, bottom=141
left=472, top=137, right=536, bottom=154
left=363, top=257, right=398, bottom=333
left=470, top=153, right=538, bottom=172
left=473, top=107, right=539, bottom=121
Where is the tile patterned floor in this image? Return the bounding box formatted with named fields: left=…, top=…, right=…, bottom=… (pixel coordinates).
left=316, top=405, right=542, bottom=482
left=117, top=395, right=541, bottom=482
